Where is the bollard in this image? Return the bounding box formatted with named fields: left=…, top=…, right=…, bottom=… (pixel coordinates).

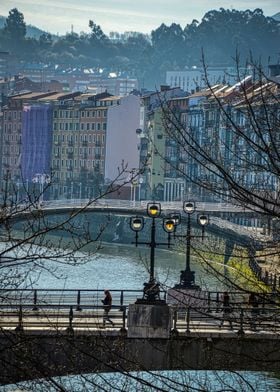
left=120, top=290, right=124, bottom=310
left=216, top=292, right=220, bottom=313
left=15, top=305, right=24, bottom=332
left=173, top=309, right=178, bottom=331
left=66, top=306, right=74, bottom=333
left=32, top=289, right=38, bottom=311
left=237, top=308, right=244, bottom=336
left=265, top=271, right=269, bottom=285
left=120, top=306, right=127, bottom=334
left=273, top=275, right=277, bottom=291
left=207, top=292, right=211, bottom=313
left=163, top=290, right=167, bottom=302
left=76, top=290, right=82, bottom=311
left=186, top=307, right=191, bottom=334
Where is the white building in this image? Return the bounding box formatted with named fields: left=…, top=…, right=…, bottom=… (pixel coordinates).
left=105, top=94, right=140, bottom=183
left=166, top=66, right=253, bottom=93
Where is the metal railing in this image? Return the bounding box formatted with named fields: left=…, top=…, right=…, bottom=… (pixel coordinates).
left=0, top=289, right=279, bottom=334
left=172, top=305, right=280, bottom=334
left=0, top=289, right=148, bottom=310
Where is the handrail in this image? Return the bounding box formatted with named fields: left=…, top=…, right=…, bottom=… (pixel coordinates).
left=1, top=304, right=279, bottom=334
left=1, top=289, right=278, bottom=309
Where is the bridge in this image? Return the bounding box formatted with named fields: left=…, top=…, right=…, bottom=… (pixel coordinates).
left=10, top=198, right=271, bottom=248
left=1, top=288, right=280, bottom=384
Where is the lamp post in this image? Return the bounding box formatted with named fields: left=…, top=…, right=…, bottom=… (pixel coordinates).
left=79, top=182, right=82, bottom=199
left=70, top=182, right=73, bottom=200
left=174, top=201, right=209, bottom=290
left=138, top=177, right=143, bottom=200
left=130, top=202, right=175, bottom=303
left=32, top=173, right=51, bottom=205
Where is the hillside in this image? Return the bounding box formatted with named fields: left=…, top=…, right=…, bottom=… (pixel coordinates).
left=0, top=15, right=49, bottom=39
left=272, top=12, right=280, bottom=21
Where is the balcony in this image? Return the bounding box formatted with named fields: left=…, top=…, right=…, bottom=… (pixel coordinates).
left=67, top=152, right=74, bottom=159
left=82, top=141, right=88, bottom=147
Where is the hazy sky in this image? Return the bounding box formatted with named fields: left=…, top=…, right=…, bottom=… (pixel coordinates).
left=0, top=0, right=279, bottom=35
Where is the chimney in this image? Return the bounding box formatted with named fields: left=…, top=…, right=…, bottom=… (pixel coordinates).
left=160, top=85, right=170, bottom=92
left=269, top=64, right=280, bottom=77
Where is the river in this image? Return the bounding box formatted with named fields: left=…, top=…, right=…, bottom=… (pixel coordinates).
left=30, top=243, right=225, bottom=291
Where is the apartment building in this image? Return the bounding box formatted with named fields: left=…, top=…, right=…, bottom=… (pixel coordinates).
left=138, top=86, right=186, bottom=200
left=1, top=91, right=56, bottom=183
left=166, top=66, right=253, bottom=93
left=41, top=92, right=119, bottom=199
left=1, top=89, right=144, bottom=201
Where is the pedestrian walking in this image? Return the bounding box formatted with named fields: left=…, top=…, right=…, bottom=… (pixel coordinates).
left=102, top=290, right=114, bottom=327
left=219, top=291, right=233, bottom=329
left=248, top=292, right=259, bottom=331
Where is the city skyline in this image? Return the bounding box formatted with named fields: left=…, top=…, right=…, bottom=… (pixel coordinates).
left=0, top=0, right=279, bottom=35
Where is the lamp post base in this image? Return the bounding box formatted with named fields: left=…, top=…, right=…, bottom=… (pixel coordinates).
left=173, top=269, right=200, bottom=290
left=136, top=280, right=166, bottom=304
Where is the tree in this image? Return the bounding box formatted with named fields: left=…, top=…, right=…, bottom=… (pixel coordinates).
left=3, top=8, right=26, bottom=41
left=88, top=20, right=107, bottom=43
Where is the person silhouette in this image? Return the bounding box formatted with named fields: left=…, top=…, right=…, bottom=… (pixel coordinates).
left=102, top=290, right=114, bottom=327
left=219, top=291, right=233, bottom=329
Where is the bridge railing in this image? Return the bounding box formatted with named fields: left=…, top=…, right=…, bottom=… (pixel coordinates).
left=0, top=289, right=278, bottom=310
left=0, top=288, right=162, bottom=310
left=173, top=305, right=280, bottom=334
left=1, top=302, right=280, bottom=334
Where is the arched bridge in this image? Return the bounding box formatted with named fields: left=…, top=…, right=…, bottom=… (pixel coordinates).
left=11, top=199, right=270, bottom=249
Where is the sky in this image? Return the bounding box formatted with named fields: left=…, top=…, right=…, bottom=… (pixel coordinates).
left=0, top=0, right=279, bottom=35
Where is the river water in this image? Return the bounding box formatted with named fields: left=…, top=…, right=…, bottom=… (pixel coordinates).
left=3, top=243, right=280, bottom=391
left=30, top=243, right=224, bottom=291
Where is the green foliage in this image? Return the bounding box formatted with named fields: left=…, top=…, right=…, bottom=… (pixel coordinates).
left=3, top=8, right=26, bottom=41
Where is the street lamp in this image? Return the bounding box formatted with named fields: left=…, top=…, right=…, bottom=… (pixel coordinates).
left=32, top=173, right=51, bottom=205
left=130, top=202, right=175, bottom=303
left=174, top=201, right=209, bottom=290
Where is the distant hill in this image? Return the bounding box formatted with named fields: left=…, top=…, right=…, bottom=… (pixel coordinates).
left=0, top=15, right=52, bottom=39
left=272, top=12, right=280, bottom=21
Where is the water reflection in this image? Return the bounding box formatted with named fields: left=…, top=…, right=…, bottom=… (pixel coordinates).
left=3, top=370, right=280, bottom=391
left=31, top=243, right=223, bottom=291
